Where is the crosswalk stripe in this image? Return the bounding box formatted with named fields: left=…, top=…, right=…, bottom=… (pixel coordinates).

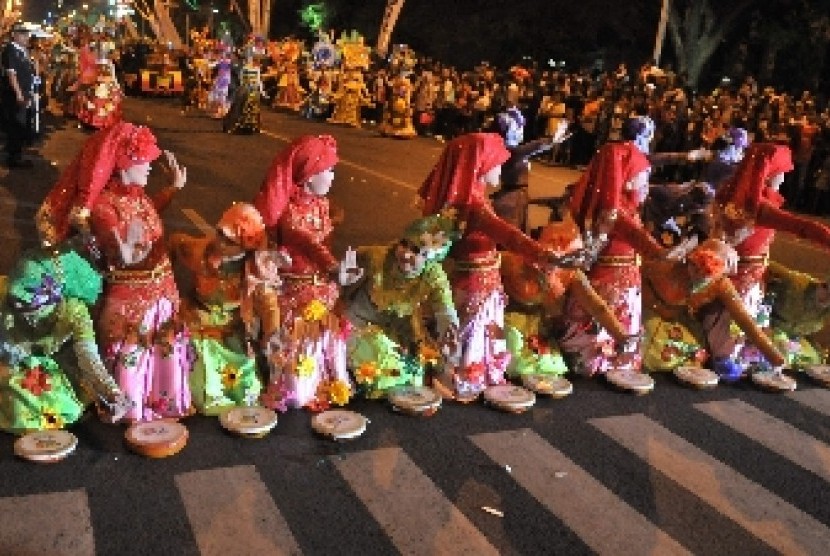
left=175, top=465, right=302, bottom=555
left=470, top=428, right=690, bottom=555
left=591, top=413, right=830, bottom=554
left=695, top=399, right=830, bottom=482
left=0, top=489, right=94, bottom=555
left=787, top=388, right=830, bottom=416
left=333, top=446, right=499, bottom=555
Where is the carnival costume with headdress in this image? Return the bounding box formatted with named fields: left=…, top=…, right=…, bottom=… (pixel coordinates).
left=254, top=135, right=353, bottom=411
left=378, top=73, right=417, bottom=139
left=341, top=214, right=460, bottom=398
left=418, top=133, right=566, bottom=400
left=36, top=122, right=192, bottom=421
left=207, top=55, right=232, bottom=119
left=558, top=141, right=666, bottom=375
left=170, top=203, right=277, bottom=415
left=701, top=143, right=830, bottom=378
left=0, top=249, right=129, bottom=434
left=224, top=58, right=267, bottom=134
left=76, top=56, right=123, bottom=130
left=327, top=69, right=372, bottom=128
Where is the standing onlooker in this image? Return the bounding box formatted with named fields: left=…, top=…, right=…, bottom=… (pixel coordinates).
left=1, top=23, right=35, bottom=168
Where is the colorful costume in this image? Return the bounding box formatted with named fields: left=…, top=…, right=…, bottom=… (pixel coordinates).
left=224, top=61, right=266, bottom=134
left=207, top=57, right=232, bottom=119
left=0, top=249, right=130, bottom=434
left=704, top=143, right=830, bottom=379
left=171, top=203, right=270, bottom=415
left=76, top=60, right=122, bottom=129
left=36, top=123, right=192, bottom=421
left=379, top=73, right=417, bottom=139
left=558, top=141, right=665, bottom=375
left=255, top=135, right=353, bottom=411
left=341, top=214, right=459, bottom=398
left=418, top=133, right=564, bottom=401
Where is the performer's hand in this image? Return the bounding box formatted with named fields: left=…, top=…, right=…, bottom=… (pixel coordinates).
left=115, top=218, right=152, bottom=265
left=687, top=148, right=711, bottom=162
left=338, top=247, right=364, bottom=286
left=550, top=119, right=572, bottom=144
left=667, top=235, right=698, bottom=260
left=163, top=150, right=187, bottom=190
left=440, top=323, right=461, bottom=365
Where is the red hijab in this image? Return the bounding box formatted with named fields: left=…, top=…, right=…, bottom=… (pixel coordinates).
left=36, top=122, right=161, bottom=246
left=716, top=142, right=793, bottom=218
left=254, top=135, right=338, bottom=227
left=418, top=132, right=509, bottom=216
left=569, top=141, right=650, bottom=230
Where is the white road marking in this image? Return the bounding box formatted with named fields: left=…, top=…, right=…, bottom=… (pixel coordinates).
left=696, top=399, right=830, bottom=482
left=0, top=489, right=95, bottom=555
left=333, top=446, right=499, bottom=555
left=175, top=465, right=302, bottom=555
left=471, top=428, right=690, bottom=555
left=787, top=388, right=830, bottom=417
left=592, top=413, right=830, bottom=555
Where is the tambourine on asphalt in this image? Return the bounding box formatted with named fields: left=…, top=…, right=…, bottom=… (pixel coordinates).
left=219, top=406, right=279, bottom=438
left=605, top=369, right=655, bottom=395
left=673, top=365, right=720, bottom=389
left=751, top=369, right=797, bottom=392
left=520, top=374, right=573, bottom=398
left=483, top=384, right=536, bottom=414
left=311, top=409, right=368, bottom=441
left=805, top=364, right=830, bottom=387
left=388, top=385, right=442, bottom=417
left=14, top=430, right=78, bottom=463
left=124, top=419, right=189, bottom=458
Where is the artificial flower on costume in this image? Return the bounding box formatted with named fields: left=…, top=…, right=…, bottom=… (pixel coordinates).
left=295, top=354, right=316, bottom=377
left=325, top=379, right=351, bottom=406
left=40, top=407, right=64, bottom=430
left=221, top=364, right=242, bottom=391
left=461, top=362, right=486, bottom=382
left=20, top=366, right=52, bottom=396
left=302, top=299, right=328, bottom=322
left=355, top=361, right=380, bottom=384
left=418, top=343, right=440, bottom=366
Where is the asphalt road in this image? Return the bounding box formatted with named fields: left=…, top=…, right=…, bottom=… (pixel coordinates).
left=1, top=99, right=830, bottom=555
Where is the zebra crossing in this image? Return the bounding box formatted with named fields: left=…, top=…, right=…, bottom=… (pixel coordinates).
left=2, top=387, right=830, bottom=555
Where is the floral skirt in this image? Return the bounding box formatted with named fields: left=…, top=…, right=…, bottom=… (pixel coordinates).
left=347, top=325, right=425, bottom=399
left=0, top=355, right=85, bottom=435
left=189, top=336, right=261, bottom=415
left=261, top=312, right=352, bottom=412
left=102, top=293, right=193, bottom=422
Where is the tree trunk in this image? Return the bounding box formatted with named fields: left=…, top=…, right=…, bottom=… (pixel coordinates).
left=376, top=0, right=406, bottom=59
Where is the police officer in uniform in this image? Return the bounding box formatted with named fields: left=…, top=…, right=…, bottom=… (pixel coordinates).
left=2, top=22, right=35, bottom=168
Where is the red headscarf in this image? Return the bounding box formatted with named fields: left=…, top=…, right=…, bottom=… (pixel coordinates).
left=35, top=122, right=161, bottom=246
left=418, top=132, right=509, bottom=216
left=716, top=142, right=793, bottom=218
left=254, top=135, right=338, bottom=227
left=568, top=141, right=650, bottom=230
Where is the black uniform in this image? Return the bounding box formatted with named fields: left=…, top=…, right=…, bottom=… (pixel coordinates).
left=1, top=37, right=35, bottom=165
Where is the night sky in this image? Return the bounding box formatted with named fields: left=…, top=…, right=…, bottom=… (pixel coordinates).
left=21, top=0, right=660, bottom=69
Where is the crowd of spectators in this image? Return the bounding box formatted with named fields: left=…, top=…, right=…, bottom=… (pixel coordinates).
left=357, top=57, right=830, bottom=216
